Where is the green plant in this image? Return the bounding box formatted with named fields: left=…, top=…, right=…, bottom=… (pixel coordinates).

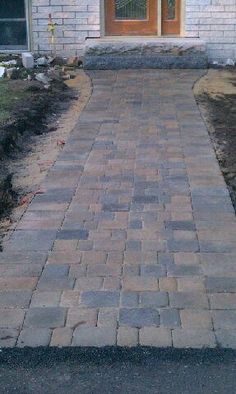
left=48, top=14, right=58, bottom=56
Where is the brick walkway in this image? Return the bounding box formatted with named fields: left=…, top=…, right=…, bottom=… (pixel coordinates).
left=1, top=70, right=236, bottom=348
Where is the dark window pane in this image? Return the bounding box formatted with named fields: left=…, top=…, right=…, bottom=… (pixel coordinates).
left=0, top=21, right=27, bottom=46
left=115, top=0, right=147, bottom=20
left=0, top=0, right=26, bottom=19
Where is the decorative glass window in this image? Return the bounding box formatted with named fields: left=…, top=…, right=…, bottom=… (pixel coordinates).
left=166, top=0, right=176, bottom=20
left=115, top=0, right=148, bottom=20
left=0, top=0, right=28, bottom=50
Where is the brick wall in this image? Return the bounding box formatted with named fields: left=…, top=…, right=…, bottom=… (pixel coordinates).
left=185, top=0, right=236, bottom=62
left=31, top=0, right=236, bottom=62
left=31, top=0, right=100, bottom=56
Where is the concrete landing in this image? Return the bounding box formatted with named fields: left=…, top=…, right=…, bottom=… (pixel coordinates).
left=84, top=38, right=208, bottom=70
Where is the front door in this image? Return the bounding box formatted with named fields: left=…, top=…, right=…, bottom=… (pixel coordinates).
left=105, top=0, right=158, bottom=36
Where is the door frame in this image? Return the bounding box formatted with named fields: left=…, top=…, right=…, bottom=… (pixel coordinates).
left=100, top=0, right=185, bottom=37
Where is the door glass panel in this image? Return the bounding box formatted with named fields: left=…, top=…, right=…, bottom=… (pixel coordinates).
left=115, top=0, right=147, bottom=20
left=166, top=0, right=176, bottom=20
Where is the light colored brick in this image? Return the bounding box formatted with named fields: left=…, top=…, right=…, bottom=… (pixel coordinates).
left=180, top=310, right=213, bottom=329
left=159, top=278, right=177, bottom=292
left=66, top=308, right=97, bottom=329
left=117, top=327, right=138, bottom=347
left=72, top=327, right=116, bottom=347
left=177, top=278, right=205, bottom=292
left=51, top=327, right=73, bottom=347
left=122, top=277, right=159, bottom=291
left=97, top=308, right=118, bottom=328
left=172, top=329, right=216, bottom=348
left=0, top=309, right=25, bottom=329
left=139, top=327, right=172, bottom=347
left=209, top=294, right=236, bottom=310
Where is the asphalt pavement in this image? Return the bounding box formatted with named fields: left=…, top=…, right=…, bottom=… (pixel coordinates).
left=0, top=348, right=236, bottom=394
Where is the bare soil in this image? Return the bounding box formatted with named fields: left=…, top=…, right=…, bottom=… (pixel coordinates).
left=194, top=68, right=236, bottom=211
left=0, top=71, right=92, bottom=247
left=0, top=78, right=73, bottom=226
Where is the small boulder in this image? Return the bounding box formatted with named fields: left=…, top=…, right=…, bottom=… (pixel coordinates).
left=35, top=73, right=51, bottom=85
left=225, top=58, right=235, bottom=66
left=0, top=66, right=6, bottom=79
left=22, top=52, right=34, bottom=69
left=35, top=57, right=49, bottom=66
left=1, top=60, right=17, bottom=67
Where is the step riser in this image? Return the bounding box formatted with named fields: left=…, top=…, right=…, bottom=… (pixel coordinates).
left=84, top=54, right=208, bottom=70
left=84, top=39, right=208, bottom=70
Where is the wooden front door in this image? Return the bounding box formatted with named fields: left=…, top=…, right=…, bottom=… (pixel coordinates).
left=162, top=0, right=181, bottom=35
left=105, top=0, right=157, bottom=36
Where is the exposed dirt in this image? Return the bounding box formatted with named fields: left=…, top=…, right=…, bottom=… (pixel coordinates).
left=194, top=68, right=236, bottom=211
left=0, top=71, right=92, bottom=248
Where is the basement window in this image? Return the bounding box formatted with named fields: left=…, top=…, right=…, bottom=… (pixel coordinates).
left=0, top=0, right=29, bottom=50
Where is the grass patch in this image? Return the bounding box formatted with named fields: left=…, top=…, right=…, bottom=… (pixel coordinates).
left=0, top=80, right=32, bottom=126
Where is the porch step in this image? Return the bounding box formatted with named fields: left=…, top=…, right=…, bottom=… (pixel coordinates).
left=84, top=38, right=208, bottom=70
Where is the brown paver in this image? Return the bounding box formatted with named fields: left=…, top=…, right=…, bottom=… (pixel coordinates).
left=1, top=70, right=236, bottom=348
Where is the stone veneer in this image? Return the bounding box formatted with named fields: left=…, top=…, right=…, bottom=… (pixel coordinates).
left=31, top=0, right=236, bottom=62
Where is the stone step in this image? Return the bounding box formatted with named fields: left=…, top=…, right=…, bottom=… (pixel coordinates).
left=84, top=37, right=208, bottom=70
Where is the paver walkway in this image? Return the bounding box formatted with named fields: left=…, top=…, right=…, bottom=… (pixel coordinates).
left=1, top=70, right=236, bottom=348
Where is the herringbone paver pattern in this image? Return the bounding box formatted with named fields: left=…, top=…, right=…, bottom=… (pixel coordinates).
left=1, top=70, right=236, bottom=348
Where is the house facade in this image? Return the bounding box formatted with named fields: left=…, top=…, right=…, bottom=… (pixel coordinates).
left=1, top=0, right=235, bottom=63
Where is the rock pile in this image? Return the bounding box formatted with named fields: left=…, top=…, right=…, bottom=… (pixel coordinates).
left=0, top=53, right=83, bottom=87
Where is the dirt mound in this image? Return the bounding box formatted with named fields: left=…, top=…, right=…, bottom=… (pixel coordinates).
left=195, top=69, right=236, bottom=210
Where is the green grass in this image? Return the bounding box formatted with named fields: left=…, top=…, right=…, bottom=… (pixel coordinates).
left=0, top=80, right=31, bottom=125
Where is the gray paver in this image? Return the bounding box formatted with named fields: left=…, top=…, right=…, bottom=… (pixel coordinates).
left=160, top=309, right=181, bottom=328
left=56, top=230, right=89, bottom=240
left=30, top=291, right=61, bottom=307
left=212, top=311, right=236, bottom=330
left=17, top=328, right=51, bottom=347
left=0, top=329, right=18, bottom=347
left=80, top=291, right=120, bottom=308
left=119, top=308, right=160, bottom=328
left=1, top=70, right=236, bottom=348
left=140, top=292, right=168, bottom=307
left=0, top=291, right=32, bottom=308
left=206, top=277, right=236, bottom=293
left=5, top=230, right=57, bottom=251
left=24, top=308, right=67, bottom=328
left=72, top=327, right=116, bottom=346
left=121, top=292, right=139, bottom=307
left=169, top=292, right=209, bottom=309
left=215, top=330, right=236, bottom=349
left=140, top=265, right=166, bottom=277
